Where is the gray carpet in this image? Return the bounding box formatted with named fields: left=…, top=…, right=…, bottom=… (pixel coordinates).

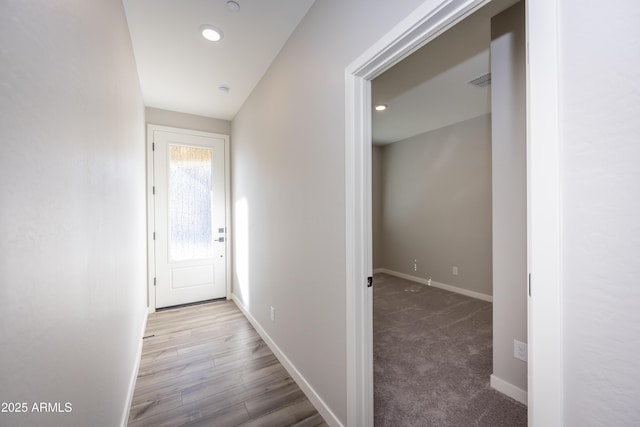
left=373, top=273, right=527, bottom=427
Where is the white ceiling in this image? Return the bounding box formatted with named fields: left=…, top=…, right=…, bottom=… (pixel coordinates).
left=372, top=0, right=517, bottom=145
left=123, top=0, right=315, bottom=120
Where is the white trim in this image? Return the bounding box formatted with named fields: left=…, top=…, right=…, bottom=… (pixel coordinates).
left=526, top=0, right=563, bottom=425
left=146, top=124, right=232, bottom=311
left=490, top=374, right=528, bottom=406
left=146, top=127, right=156, bottom=313
left=345, top=1, right=495, bottom=425
left=231, top=294, right=343, bottom=427
left=374, top=268, right=493, bottom=302
left=121, top=307, right=149, bottom=427
left=345, top=65, right=374, bottom=427
left=223, top=136, right=232, bottom=300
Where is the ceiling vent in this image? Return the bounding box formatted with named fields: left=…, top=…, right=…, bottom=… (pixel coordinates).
left=468, top=73, right=491, bottom=88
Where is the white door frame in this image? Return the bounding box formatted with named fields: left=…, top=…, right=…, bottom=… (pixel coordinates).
left=344, top=0, right=562, bottom=426
left=147, top=125, right=232, bottom=313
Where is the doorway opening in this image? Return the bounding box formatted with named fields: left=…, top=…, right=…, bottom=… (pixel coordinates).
left=370, top=1, right=526, bottom=424
left=345, top=0, right=563, bottom=425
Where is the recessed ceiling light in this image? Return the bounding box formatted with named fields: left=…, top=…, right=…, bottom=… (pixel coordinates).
left=375, top=104, right=388, bottom=112
left=218, top=85, right=230, bottom=93
left=226, top=1, right=240, bottom=12
left=200, top=25, right=223, bottom=42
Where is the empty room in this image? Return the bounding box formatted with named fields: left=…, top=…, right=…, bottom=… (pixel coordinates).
left=371, top=1, right=527, bottom=425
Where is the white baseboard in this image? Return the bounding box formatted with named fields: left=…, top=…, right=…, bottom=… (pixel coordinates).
left=490, top=374, right=528, bottom=405
left=374, top=268, right=493, bottom=303
left=231, top=294, right=343, bottom=427
left=121, top=306, right=149, bottom=427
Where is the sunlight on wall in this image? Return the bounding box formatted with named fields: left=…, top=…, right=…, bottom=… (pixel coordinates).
left=234, top=198, right=250, bottom=308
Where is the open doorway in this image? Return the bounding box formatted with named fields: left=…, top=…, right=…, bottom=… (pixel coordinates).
left=370, top=1, right=526, bottom=425
left=343, top=0, right=567, bottom=424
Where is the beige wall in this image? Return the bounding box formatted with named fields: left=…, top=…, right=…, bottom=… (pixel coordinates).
left=230, top=0, right=426, bottom=422
left=0, top=1, right=147, bottom=426
left=375, top=115, right=493, bottom=297
left=146, top=107, right=231, bottom=135
left=490, top=1, right=527, bottom=394
left=559, top=1, right=640, bottom=424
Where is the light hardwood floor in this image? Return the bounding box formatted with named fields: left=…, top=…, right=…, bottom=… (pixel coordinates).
left=128, top=300, right=328, bottom=427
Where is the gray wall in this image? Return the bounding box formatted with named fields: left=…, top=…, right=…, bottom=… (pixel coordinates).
left=490, top=2, right=527, bottom=393
left=375, top=115, right=493, bottom=297
left=230, top=0, right=426, bottom=422
left=372, top=145, right=384, bottom=268
left=146, top=107, right=231, bottom=135
left=0, top=1, right=147, bottom=426
left=559, top=1, right=640, bottom=424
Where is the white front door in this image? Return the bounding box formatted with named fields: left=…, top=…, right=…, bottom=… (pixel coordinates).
left=152, top=129, right=227, bottom=308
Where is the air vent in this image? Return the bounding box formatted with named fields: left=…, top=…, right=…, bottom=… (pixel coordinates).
left=468, top=73, right=491, bottom=88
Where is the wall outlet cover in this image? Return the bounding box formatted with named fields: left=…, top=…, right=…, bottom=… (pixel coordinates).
left=514, top=339, right=528, bottom=362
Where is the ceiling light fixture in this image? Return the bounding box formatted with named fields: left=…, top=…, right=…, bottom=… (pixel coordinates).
left=200, top=25, right=224, bottom=42
left=226, top=1, right=240, bottom=12
left=375, top=104, right=388, bottom=112
left=218, top=85, right=230, bottom=93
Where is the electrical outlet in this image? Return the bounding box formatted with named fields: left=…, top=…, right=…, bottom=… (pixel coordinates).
left=514, top=340, right=528, bottom=362
left=270, top=306, right=275, bottom=322
left=452, top=266, right=459, bottom=275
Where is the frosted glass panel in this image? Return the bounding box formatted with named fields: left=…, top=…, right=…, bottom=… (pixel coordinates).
left=169, top=145, right=213, bottom=261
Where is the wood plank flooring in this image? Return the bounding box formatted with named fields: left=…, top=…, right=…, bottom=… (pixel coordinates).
left=128, top=300, right=328, bottom=427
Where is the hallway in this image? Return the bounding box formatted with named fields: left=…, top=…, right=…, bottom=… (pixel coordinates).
left=128, top=301, right=327, bottom=427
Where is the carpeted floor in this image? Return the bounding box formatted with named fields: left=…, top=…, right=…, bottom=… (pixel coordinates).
left=373, top=273, right=527, bottom=427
